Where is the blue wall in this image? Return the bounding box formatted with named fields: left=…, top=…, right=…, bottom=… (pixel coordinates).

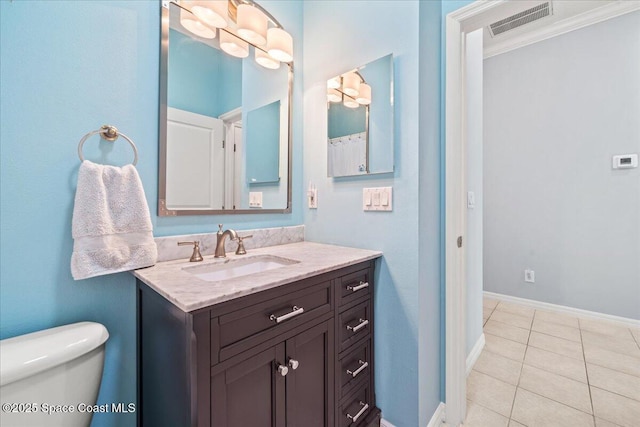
left=168, top=28, right=242, bottom=117
left=303, top=1, right=444, bottom=425
left=0, top=1, right=303, bottom=426
left=327, top=102, right=367, bottom=138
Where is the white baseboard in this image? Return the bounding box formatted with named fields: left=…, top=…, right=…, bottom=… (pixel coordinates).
left=427, top=402, right=446, bottom=427
left=380, top=418, right=396, bottom=427
left=381, top=401, right=446, bottom=427
left=466, top=333, right=485, bottom=377
left=484, top=291, right=640, bottom=328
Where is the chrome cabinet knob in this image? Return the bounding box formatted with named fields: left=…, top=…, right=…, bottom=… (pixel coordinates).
left=288, top=359, right=300, bottom=370
left=277, top=364, right=289, bottom=377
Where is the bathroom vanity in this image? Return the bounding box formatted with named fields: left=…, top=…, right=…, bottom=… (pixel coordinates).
left=135, top=242, right=382, bottom=427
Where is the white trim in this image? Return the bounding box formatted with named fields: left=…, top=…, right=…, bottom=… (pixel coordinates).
left=484, top=1, right=640, bottom=58
left=380, top=419, right=396, bottom=427
left=426, top=402, right=446, bottom=427
left=466, top=333, right=485, bottom=377
left=484, top=292, right=640, bottom=328
left=445, top=10, right=467, bottom=426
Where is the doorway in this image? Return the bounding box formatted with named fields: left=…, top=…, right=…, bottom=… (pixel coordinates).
left=444, top=2, right=640, bottom=426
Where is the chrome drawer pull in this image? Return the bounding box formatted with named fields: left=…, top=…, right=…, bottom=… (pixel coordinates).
left=346, top=360, right=368, bottom=378
left=346, top=318, right=369, bottom=333
left=346, top=281, right=369, bottom=292
left=269, top=306, right=304, bottom=323
left=346, top=401, right=369, bottom=423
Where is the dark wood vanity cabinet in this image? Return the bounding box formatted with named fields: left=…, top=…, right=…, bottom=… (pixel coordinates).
left=137, top=260, right=380, bottom=427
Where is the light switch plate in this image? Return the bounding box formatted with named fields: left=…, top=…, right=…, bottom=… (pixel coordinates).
left=308, top=188, right=318, bottom=209
left=249, top=192, right=263, bottom=208
left=467, top=191, right=475, bottom=209
left=363, top=187, right=392, bottom=211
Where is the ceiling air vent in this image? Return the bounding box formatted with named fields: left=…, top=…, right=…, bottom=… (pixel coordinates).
left=489, top=2, right=553, bottom=37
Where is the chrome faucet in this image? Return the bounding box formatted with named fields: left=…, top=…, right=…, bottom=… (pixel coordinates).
left=214, top=224, right=238, bottom=258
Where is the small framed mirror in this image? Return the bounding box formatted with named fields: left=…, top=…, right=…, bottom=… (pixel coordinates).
left=159, top=1, right=293, bottom=215
left=327, top=54, right=394, bottom=177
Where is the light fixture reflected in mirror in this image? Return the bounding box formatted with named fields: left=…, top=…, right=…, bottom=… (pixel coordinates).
left=327, top=77, right=340, bottom=90
left=343, top=97, right=360, bottom=109
left=342, top=72, right=360, bottom=97
left=327, top=88, right=341, bottom=103
left=356, top=83, right=372, bottom=105
left=326, top=72, right=371, bottom=107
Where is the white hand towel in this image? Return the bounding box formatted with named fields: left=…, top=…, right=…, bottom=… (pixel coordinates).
left=71, top=160, right=157, bottom=280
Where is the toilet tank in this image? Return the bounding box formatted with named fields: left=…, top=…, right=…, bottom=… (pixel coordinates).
left=0, top=322, right=109, bottom=427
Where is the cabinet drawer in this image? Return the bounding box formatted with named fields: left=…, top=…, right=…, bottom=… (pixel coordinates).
left=214, top=281, right=332, bottom=362
left=338, top=268, right=372, bottom=309
left=338, top=301, right=371, bottom=353
left=338, top=338, right=371, bottom=400
left=339, top=382, right=372, bottom=427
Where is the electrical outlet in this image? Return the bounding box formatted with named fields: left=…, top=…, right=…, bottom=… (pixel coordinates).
left=524, top=269, right=535, bottom=283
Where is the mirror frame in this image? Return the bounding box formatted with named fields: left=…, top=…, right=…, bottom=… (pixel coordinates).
left=158, top=1, right=293, bottom=216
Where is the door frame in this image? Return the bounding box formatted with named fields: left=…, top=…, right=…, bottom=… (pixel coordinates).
left=444, top=1, right=640, bottom=426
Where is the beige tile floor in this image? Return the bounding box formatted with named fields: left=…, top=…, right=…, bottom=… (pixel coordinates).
left=464, top=297, right=640, bottom=427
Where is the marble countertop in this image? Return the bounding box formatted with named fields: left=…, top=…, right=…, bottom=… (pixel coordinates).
left=133, top=241, right=382, bottom=312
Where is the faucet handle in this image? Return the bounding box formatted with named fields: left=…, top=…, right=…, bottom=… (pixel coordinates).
left=177, top=241, right=203, bottom=262
left=217, top=224, right=224, bottom=233
left=235, top=235, right=253, bottom=255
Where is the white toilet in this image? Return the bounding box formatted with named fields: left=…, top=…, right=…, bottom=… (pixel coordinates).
left=0, top=321, right=109, bottom=427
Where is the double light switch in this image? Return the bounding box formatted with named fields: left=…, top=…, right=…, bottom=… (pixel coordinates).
left=363, top=187, right=392, bottom=211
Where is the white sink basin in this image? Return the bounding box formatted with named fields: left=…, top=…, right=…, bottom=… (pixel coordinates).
left=182, top=255, right=299, bottom=282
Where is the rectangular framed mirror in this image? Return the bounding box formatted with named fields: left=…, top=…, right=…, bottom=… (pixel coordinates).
left=159, top=1, right=293, bottom=215
left=327, top=54, right=394, bottom=177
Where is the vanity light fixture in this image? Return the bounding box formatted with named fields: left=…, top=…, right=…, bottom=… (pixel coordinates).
left=176, top=0, right=293, bottom=69
left=180, top=8, right=216, bottom=39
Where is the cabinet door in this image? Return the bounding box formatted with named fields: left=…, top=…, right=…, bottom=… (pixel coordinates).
left=211, top=343, right=286, bottom=427
left=285, top=319, right=335, bottom=427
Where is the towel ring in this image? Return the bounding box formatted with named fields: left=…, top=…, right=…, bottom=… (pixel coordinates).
left=77, top=125, right=139, bottom=166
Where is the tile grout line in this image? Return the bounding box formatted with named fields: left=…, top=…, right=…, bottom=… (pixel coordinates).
left=579, top=322, right=597, bottom=427
left=507, top=308, right=535, bottom=424
left=631, top=327, right=640, bottom=351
